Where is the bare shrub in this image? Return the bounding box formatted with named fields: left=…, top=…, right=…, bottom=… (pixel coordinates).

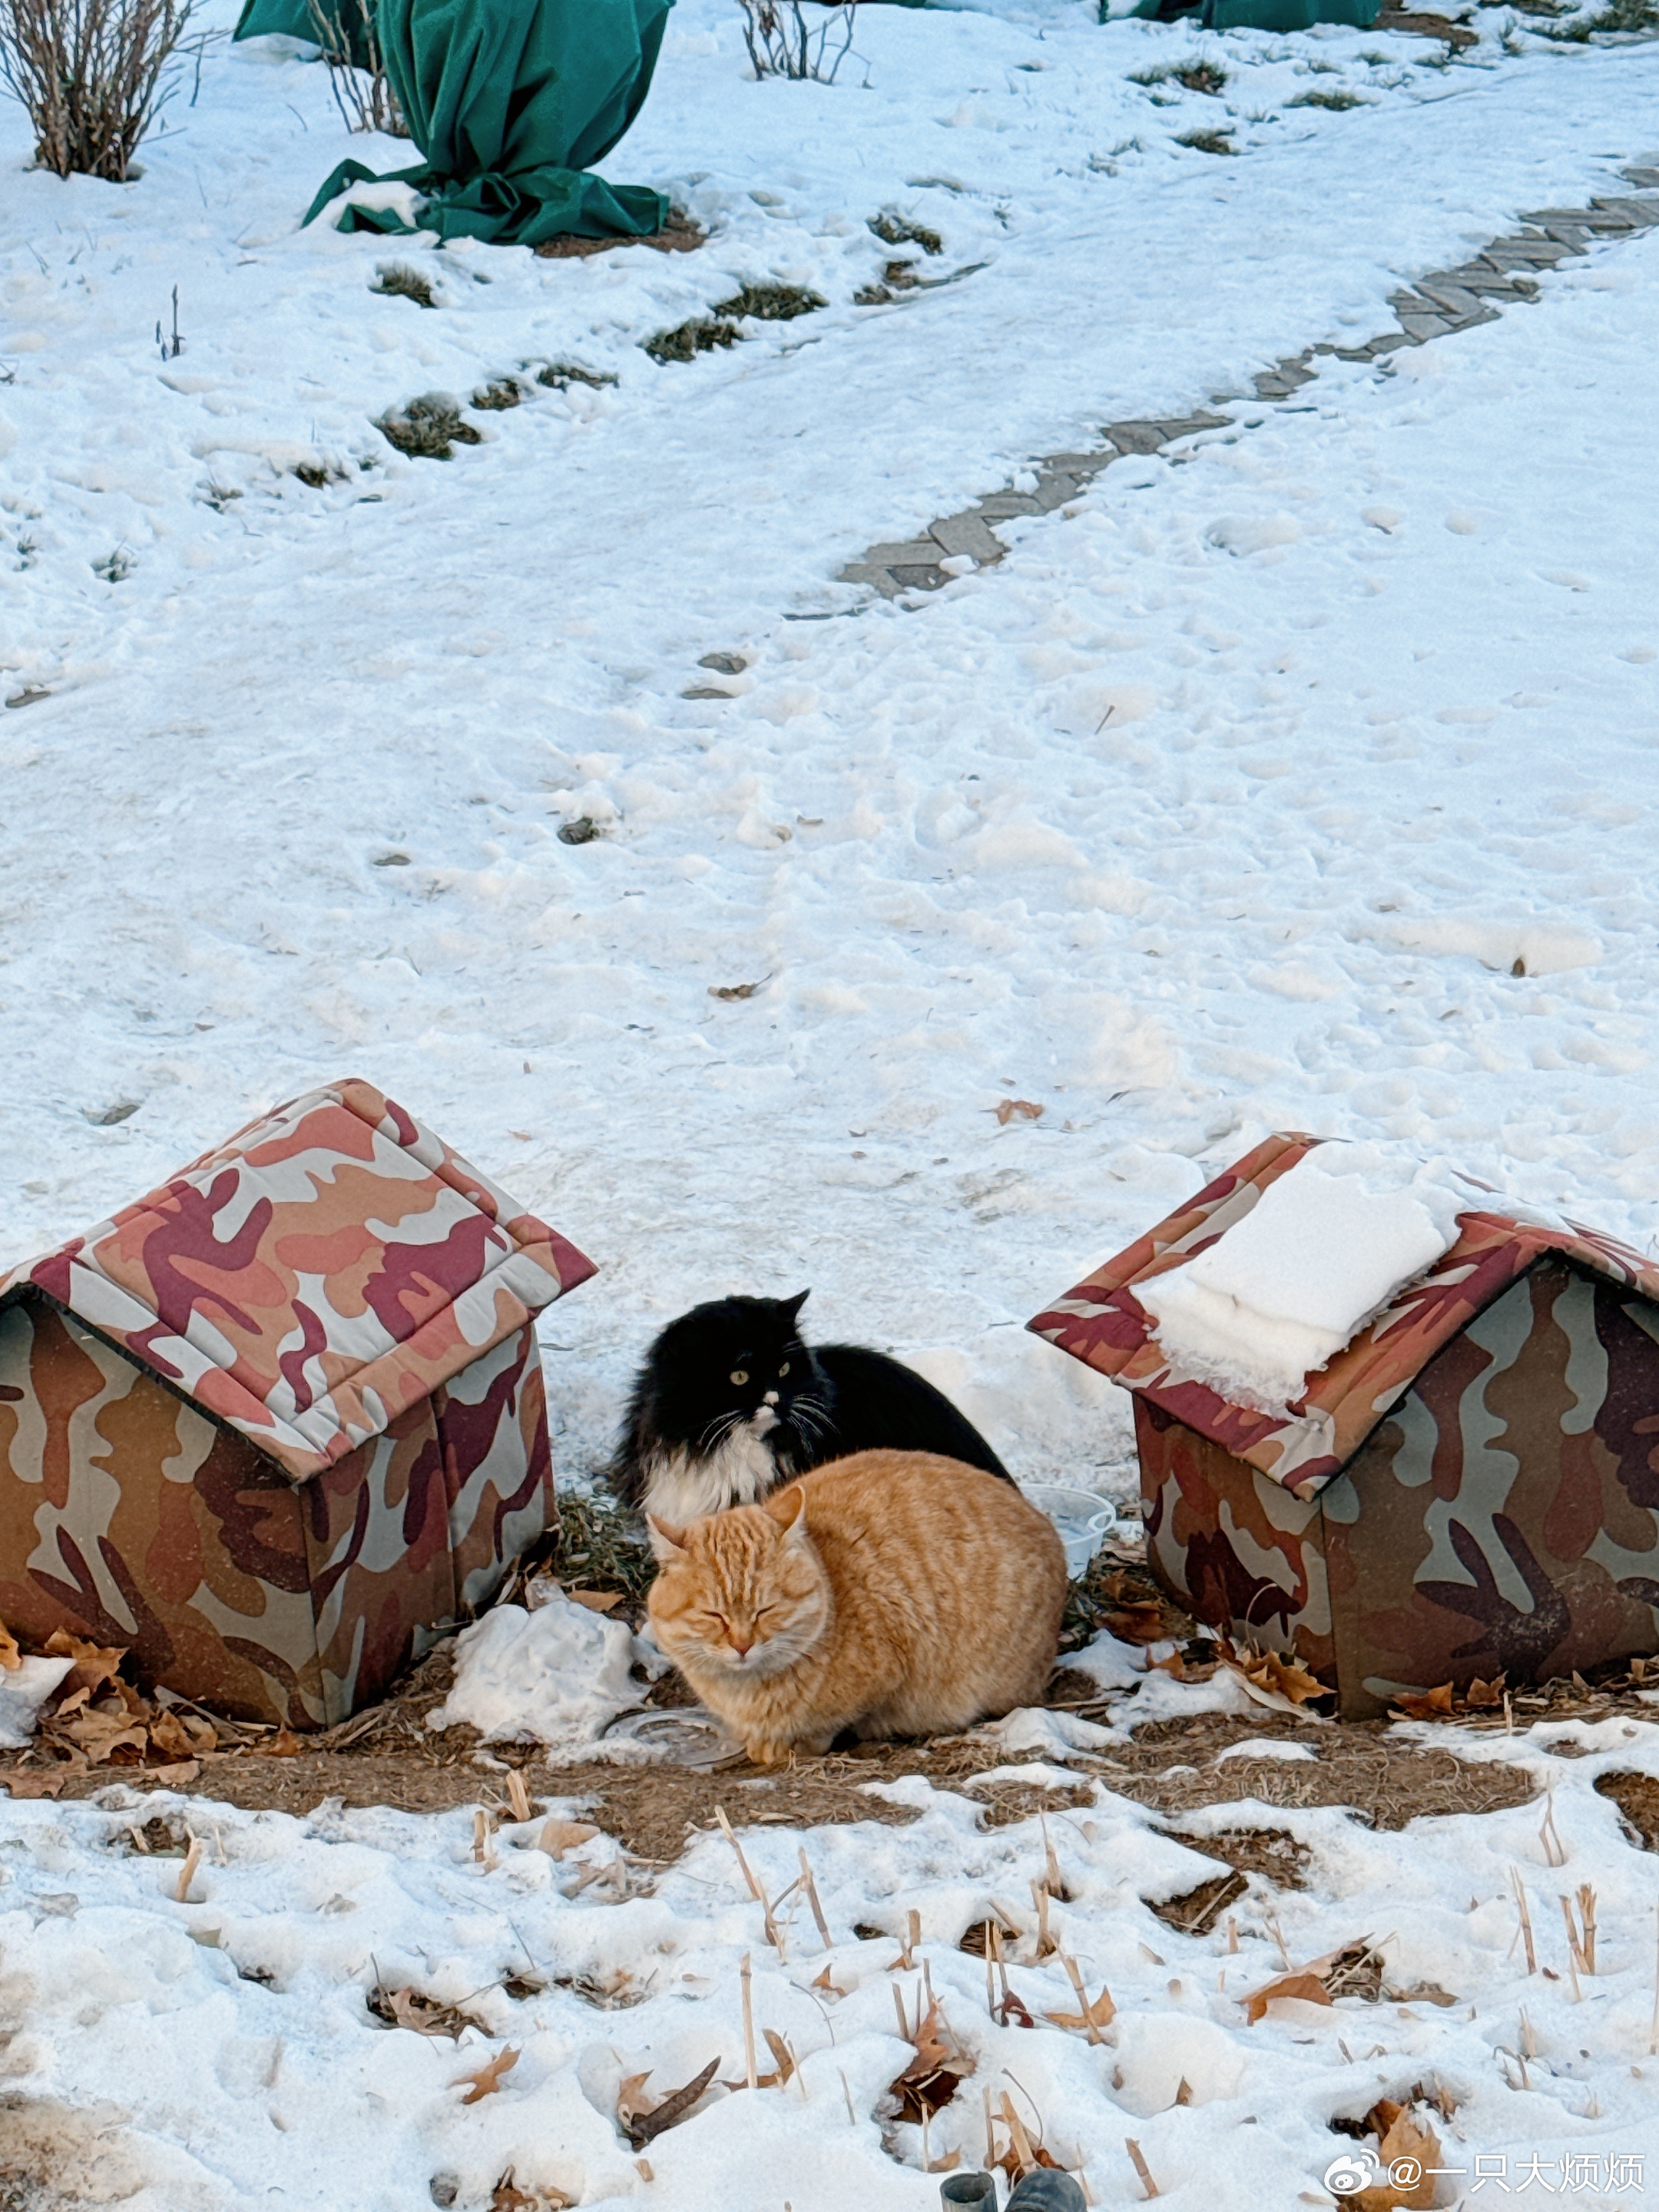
left=306, top=0, right=405, bottom=137
left=738, top=0, right=856, bottom=83
left=0, top=0, right=199, bottom=180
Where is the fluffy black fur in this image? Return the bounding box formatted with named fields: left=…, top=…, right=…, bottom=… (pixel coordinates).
left=611, top=1290, right=1012, bottom=1518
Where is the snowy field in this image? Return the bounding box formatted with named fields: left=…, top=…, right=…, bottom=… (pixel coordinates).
left=5, top=0, right=1659, bottom=2203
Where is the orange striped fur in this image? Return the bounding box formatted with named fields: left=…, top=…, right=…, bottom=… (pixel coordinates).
left=646, top=1449, right=1068, bottom=1765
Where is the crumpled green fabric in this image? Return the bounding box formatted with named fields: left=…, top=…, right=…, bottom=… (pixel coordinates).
left=1128, top=0, right=1377, bottom=25
left=236, top=0, right=671, bottom=244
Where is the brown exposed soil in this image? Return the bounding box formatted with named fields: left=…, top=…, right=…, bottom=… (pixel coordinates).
left=1596, top=1770, right=1659, bottom=1850
left=1375, top=0, right=1480, bottom=43
left=535, top=210, right=706, bottom=260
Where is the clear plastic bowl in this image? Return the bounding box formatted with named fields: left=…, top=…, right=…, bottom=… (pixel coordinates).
left=1021, top=1483, right=1118, bottom=1579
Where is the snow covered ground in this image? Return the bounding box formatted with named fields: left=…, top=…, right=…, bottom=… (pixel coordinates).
left=2, top=1684, right=1657, bottom=2209
left=2, top=2, right=1657, bottom=1490
left=5, top=8, right=1659, bottom=2202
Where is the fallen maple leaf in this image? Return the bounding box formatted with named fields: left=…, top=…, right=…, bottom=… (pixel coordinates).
left=1221, top=1640, right=1330, bottom=1710
left=1390, top=1682, right=1457, bottom=1722
left=1045, top=1982, right=1117, bottom=2036
left=538, top=1818, right=600, bottom=1859
left=490, top=2171, right=573, bottom=2212
left=1244, top=1970, right=1334, bottom=2024
left=149, top=1759, right=200, bottom=1786
left=268, top=1727, right=304, bottom=1757
left=453, top=2047, right=518, bottom=2104
left=150, top=1708, right=216, bottom=1763
left=1102, top=1601, right=1168, bottom=1646
left=2, top=1770, right=65, bottom=1800
left=1341, top=2111, right=1441, bottom=2210
left=43, top=1628, right=125, bottom=1697
left=618, top=2055, right=720, bottom=2148
left=889, top=1995, right=970, bottom=2122
left=995, top=1098, right=1044, bottom=1126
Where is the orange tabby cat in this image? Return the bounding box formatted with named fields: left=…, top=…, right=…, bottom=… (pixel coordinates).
left=646, top=1449, right=1068, bottom=1765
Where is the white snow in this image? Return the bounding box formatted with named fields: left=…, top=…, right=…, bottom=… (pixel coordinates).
left=2, top=1702, right=1657, bottom=2207
left=0, top=1654, right=74, bottom=1747
left=428, top=1595, right=646, bottom=1758
left=5, top=5, right=1659, bottom=2204
left=1137, top=1141, right=1469, bottom=1408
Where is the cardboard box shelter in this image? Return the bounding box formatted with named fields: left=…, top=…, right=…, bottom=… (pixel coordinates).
left=0, top=1079, right=594, bottom=1728
left=1029, top=1134, right=1659, bottom=1717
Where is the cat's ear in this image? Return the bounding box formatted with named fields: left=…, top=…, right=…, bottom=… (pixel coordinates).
left=763, top=1482, right=807, bottom=1537
left=645, top=1515, right=688, bottom=1561
left=781, top=1289, right=810, bottom=1323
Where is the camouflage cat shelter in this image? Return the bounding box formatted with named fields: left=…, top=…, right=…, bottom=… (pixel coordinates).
left=1031, top=1134, right=1659, bottom=1717
left=0, top=1080, right=594, bottom=1729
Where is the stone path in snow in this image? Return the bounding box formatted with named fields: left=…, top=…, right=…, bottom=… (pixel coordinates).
left=839, top=164, right=1659, bottom=601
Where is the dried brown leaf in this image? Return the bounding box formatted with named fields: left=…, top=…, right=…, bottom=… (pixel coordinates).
left=1102, top=1601, right=1169, bottom=1646
left=0, top=1620, right=22, bottom=1671
left=621, top=2055, right=720, bottom=2148
left=2, top=1769, right=65, bottom=1799
left=453, top=2047, right=518, bottom=2104
left=1244, top=1970, right=1334, bottom=2024
left=268, top=1727, right=304, bottom=1757
left=1343, top=2112, right=1440, bottom=2210
left=1044, top=1984, right=1117, bottom=2035
left=567, top=1589, right=623, bottom=1613
left=538, top=1818, right=600, bottom=1859
left=995, top=1098, right=1044, bottom=1125
left=43, top=1628, right=125, bottom=1697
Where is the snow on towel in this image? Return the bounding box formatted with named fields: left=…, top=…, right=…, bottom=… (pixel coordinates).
left=1135, top=1144, right=1465, bottom=1411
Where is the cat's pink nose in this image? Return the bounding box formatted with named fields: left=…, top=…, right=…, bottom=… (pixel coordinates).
left=730, top=1636, right=753, bottom=1658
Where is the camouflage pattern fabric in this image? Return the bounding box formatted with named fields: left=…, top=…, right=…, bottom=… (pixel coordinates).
left=1030, top=1132, right=1659, bottom=1498
left=0, top=1081, right=592, bottom=1725
left=0, top=1076, right=594, bottom=1482
left=1034, top=1137, right=1659, bottom=1714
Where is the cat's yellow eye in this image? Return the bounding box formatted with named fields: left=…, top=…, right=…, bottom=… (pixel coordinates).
left=779, top=1360, right=790, bottom=1376
left=730, top=1369, right=748, bottom=1386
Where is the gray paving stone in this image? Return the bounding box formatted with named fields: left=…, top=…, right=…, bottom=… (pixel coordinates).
left=837, top=175, right=1652, bottom=608
left=1157, top=413, right=1231, bottom=439
left=1102, top=422, right=1168, bottom=455
left=1521, top=207, right=1635, bottom=227
left=930, top=512, right=1005, bottom=563
left=1409, top=280, right=1489, bottom=321
left=865, top=538, right=948, bottom=565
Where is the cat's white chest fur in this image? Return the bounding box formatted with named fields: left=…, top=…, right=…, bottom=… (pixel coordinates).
left=642, top=1428, right=779, bottom=1523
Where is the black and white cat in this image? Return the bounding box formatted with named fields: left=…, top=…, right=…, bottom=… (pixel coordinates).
left=611, top=1290, right=1012, bottom=1523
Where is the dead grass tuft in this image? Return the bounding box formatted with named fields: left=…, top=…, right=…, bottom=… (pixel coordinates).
left=869, top=212, right=942, bottom=255
left=371, top=263, right=436, bottom=309
left=644, top=316, right=743, bottom=366
left=1288, top=87, right=1366, bottom=109
left=535, top=361, right=617, bottom=391
left=471, top=379, right=524, bottom=412
left=376, top=394, right=480, bottom=460
left=1177, top=128, right=1236, bottom=156
left=712, top=281, right=826, bottom=323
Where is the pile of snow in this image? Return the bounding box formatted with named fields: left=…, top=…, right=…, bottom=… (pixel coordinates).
left=1, top=1704, right=1657, bottom=2209
left=0, top=1652, right=73, bottom=1747
left=427, top=1591, right=645, bottom=1758
left=1137, top=1144, right=1469, bottom=1409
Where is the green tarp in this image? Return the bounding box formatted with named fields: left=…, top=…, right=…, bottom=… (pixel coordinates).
left=1129, top=0, right=1378, bottom=25
left=234, top=0, right=671, bottom=245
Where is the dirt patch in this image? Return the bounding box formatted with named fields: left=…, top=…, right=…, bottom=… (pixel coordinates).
left=869, top=213, right=942, bottom=256
left=1093, top=1711, right=1536, bottom=1831
left=1596, top=1771, right=1659, bottom=1850
left=535, top=210, right=706, bottom=260
left=1374, top=0, right=1479, bottom=42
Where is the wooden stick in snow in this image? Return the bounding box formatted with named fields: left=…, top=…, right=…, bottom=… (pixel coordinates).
left=740, top=1952, right=758, bottom=2091
left=174, top=1833, right=202, bottom=1905
left=1125, top=2138, right=1161, bottom=2200
left=797, top=1846, right=833, bottom=1950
